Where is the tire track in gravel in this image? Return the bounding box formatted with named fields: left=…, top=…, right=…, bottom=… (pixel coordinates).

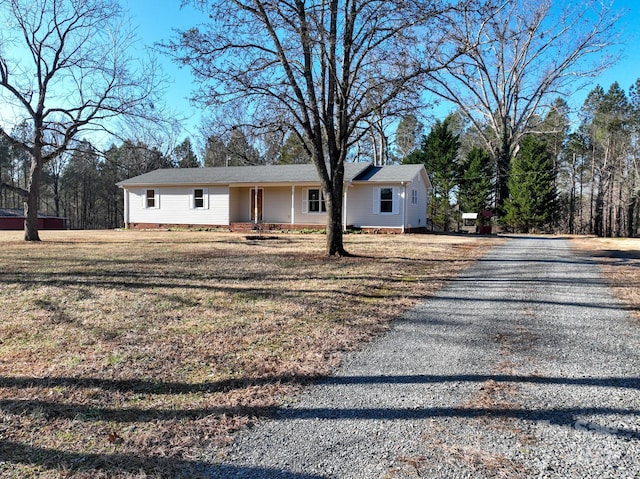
left=205, top=237, right=640, bottom=479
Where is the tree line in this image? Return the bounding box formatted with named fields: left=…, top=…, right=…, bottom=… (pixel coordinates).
left=0, top=127, right=316, bottom=229
left=400, top=80, right=640, bottom=237
left=0, top=0, right=625, bottom=250
left=3, top=77, right=638, bottom=237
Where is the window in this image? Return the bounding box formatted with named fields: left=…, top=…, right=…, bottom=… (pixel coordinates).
left=411, top=189, right=418, bottom=205
left=374, top=186, right=398, bottom=215
left=380, top=187, right=393, bottom=213
left=308, top=188, right=326, bottom=213
left=190, top=188, right=209, bottom=209
left=145, top=189, right=157, bottom=208
left=194, top=188, right=204, bottom=208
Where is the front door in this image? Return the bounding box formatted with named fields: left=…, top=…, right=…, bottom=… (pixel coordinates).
left=250, top=188, right=263, bottom=222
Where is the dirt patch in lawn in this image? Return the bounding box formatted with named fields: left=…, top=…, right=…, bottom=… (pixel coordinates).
left=571, top=236, right=640, bottom=321
left=0, top=230, right=501, bottom=478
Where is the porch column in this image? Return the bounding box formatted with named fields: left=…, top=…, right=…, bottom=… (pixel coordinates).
left=123, top=189, right=129, bottom=228
left=291, top=185, right=295, bottom=225
left=343, top=182, right=350, bottom=231
left=253, top=186, right=258, bottom=224
left=403, top=184, right=407, bottom=233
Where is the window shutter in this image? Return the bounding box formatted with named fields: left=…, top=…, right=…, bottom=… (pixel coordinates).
left=302, top=188, right=309, bottom=213
left=373, top=187, right=379, bottom=214
left=203, top=188, right=209, bottom=209
left=393, top=187, right=399, bottom=214
left=189, top=192, right=194, bottom=209
left=155, top=189, right=159, bottom=209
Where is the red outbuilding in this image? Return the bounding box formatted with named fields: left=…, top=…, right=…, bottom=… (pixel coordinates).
left=0, top=208, right=66, bottom=231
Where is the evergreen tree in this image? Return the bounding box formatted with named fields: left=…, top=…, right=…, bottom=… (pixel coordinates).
left=458, top=147, right=493, bottom=214
left=203, top=135, right=227, bottom=167
left=227, top=128, right=260, bottom=166
left=0, top=136, right=12, bottom=207
left=173, top=138, right=200, bottom=168
left=503, top=135, right=557, bottom=233
left=60, top=141, right=101, bottom=230
left=280, top=133, right=311, bottom=164
left=539, top=98, right=570, bottom=229
left=404, top=118, right=460, bottom=231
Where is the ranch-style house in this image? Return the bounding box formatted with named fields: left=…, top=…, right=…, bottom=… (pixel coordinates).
left=116, top=162, right=431, bottom=233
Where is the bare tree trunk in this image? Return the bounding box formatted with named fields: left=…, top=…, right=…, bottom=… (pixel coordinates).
left=326, top=203, right=345, bottom=256
left=616, top=180, right=624, bottom=237
left=594, top=175, right=604, bottom=237
left=324, top=178, right=347, bottom=256
left=24, top=157, right=41, bottom=241
left=568, top=153, right=577, bottom=234
left=628, top=192, right=636, bottom=238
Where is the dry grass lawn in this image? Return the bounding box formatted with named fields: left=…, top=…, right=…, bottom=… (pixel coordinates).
left=0, top=230, right=500, bottom=478
left=571, top=236, right=640, bottom=321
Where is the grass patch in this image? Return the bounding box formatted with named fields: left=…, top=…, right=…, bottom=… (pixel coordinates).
left=0, top=229, right=500, bottom=478
left=571, top=236, right=640, bottom=321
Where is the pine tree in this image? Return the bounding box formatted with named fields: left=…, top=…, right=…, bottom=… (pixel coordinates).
left=173, top=138, right=200, bottom=168
left=404, top=118, right=459, bottom=231
left=458, top=147, right=494, bottom=214
left=503, top=135, right=557, bottom=233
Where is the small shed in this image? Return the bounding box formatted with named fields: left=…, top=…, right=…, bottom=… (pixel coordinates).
left=479, top=210, right=494, bottom=235
left=460, top=210, right=494, bottom=235
left=461, top=212, right=478, bottom=234
left=0, top=208, right=66, bottom=231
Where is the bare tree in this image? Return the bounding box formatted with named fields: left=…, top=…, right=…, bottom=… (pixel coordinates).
left=171, top=0, right=479, bottom=255
left=0, top=0, right=165, bottom=240
left=424, top=0, right=622, bottom=211
left=394, top=114, right=424, bottom=162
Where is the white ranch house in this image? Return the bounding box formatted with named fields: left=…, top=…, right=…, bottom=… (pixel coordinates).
left=117, top=163, right=431, bottom=232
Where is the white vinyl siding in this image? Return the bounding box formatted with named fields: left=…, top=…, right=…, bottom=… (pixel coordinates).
left=405, top=177, right=429, bottom=229
left=230, top=187, right=294, bottom=223
left=129, top=186, right=228, bottom=225
left=346, top=185, right=402, bottom=228
left=347, top=175, right=427, bottom=230
left=264, top=187, right=294, bottom=222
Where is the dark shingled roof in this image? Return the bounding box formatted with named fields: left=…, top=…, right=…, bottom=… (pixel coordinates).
left=0, top=208, right=64, bottom=219
left=117, top=163, right=427, bottom=187
left=352, top=164, right=426, bottom=182
left=117, top=163, right=370, bottom=187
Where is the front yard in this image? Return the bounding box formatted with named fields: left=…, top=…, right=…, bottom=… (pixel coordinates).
left=0, top=230, right=499, bottom=478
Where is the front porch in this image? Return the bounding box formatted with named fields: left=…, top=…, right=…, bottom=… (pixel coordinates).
left=229, top=185, right=328, bottom=227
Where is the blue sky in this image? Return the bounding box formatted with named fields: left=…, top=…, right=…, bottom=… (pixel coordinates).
left=122, top=0, right=203, bottom=140
left=111, top=0, right=640, bottom=140
left=568, top=0, right=640, bottom=101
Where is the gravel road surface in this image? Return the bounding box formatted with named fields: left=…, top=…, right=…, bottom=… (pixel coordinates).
left=206, top=236, right=640, bottom=478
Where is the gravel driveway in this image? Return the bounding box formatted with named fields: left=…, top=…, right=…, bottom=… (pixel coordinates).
left=206, top=236, right=640, bottom=478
